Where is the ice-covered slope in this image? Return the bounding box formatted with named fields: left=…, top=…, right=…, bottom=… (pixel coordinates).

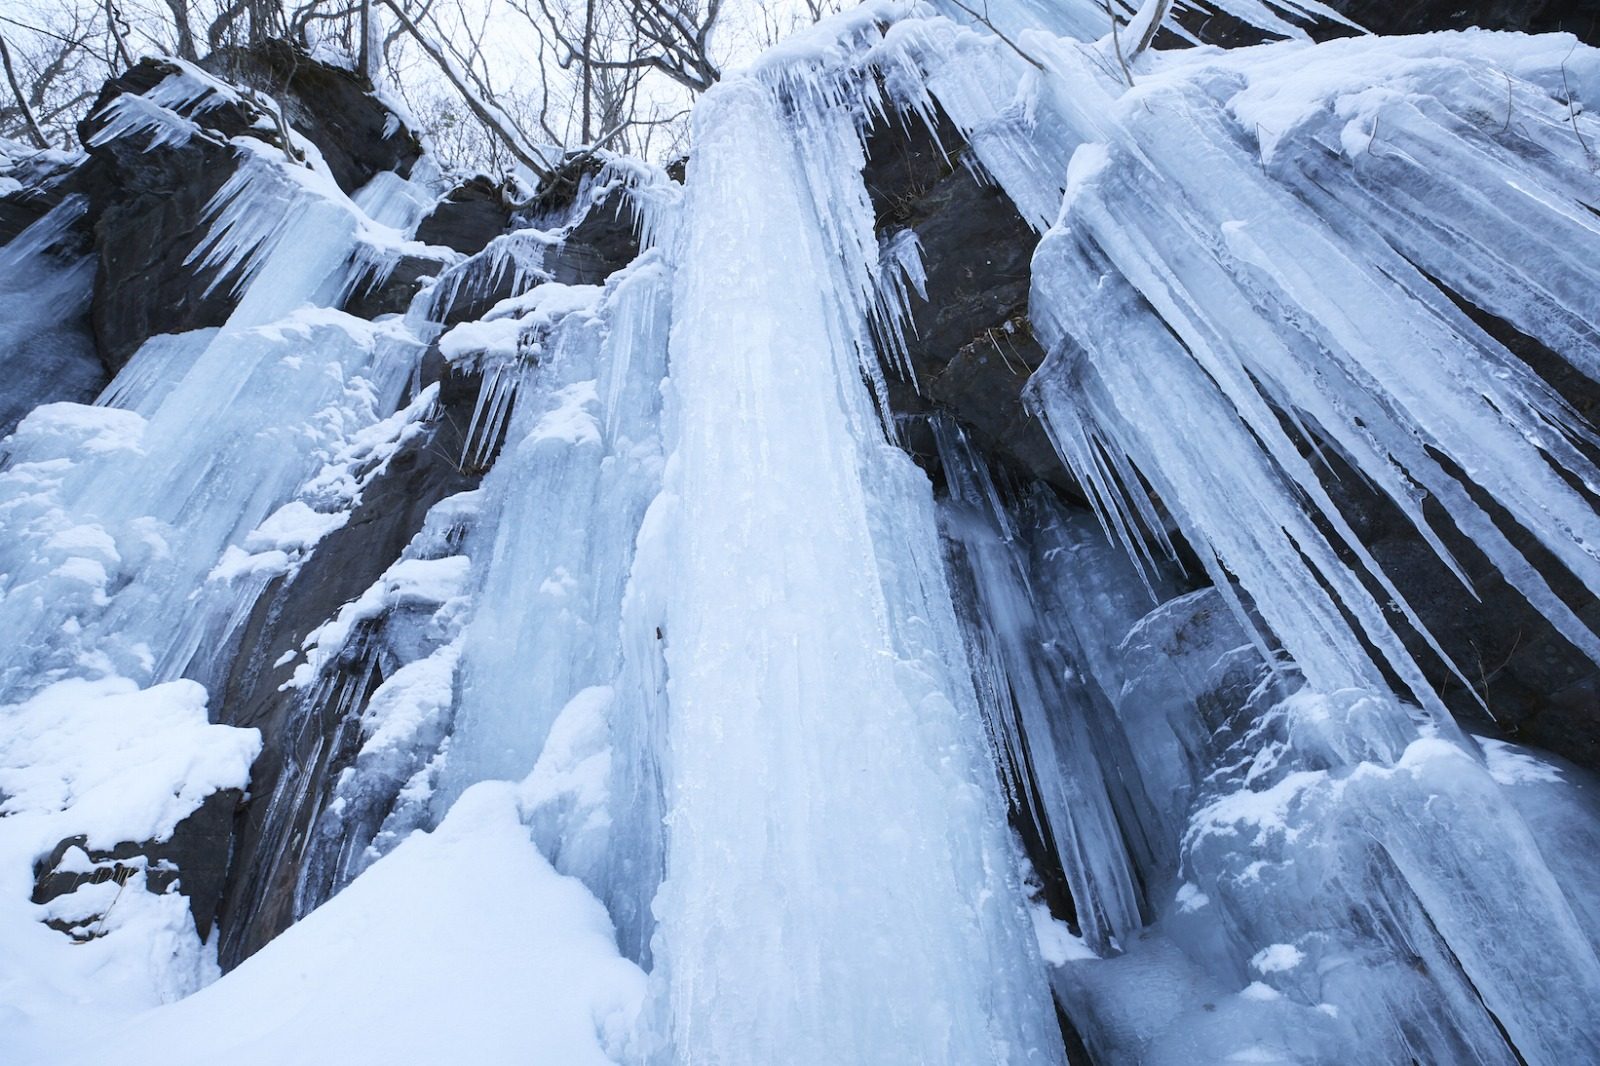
left=2, top=4, right=1600, bottom=1065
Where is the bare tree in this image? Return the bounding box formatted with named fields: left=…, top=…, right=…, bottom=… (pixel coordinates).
left=164, top=0, right=200, bottom=59
left=529, top=0, right=722, bottom=94
left=379, top=0, right=556, bottom=177
left=0, top=29, right=49, bottom=148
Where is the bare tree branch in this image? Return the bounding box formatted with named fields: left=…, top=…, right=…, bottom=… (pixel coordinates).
left=379, top=0, right=554, bottom=178
left=104, top=0, right=136, bottom=72
left=0, top=29, right=50, bottom=148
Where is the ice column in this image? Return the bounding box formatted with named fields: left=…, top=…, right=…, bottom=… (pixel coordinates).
left=648, top=77, right=1062, bottom=1064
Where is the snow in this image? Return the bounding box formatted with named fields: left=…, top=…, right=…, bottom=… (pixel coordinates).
left=0, top=677, right=259, bottom=850
left=1478, top=736, right=1566, bottom=786
left=1249, top=944, right=1305, bottom=974
left=17, top=784, right=647, bottom=1066
left=0, top=678, right=259, bottom=1060
left=4, top=5, right=1600, bottom=1065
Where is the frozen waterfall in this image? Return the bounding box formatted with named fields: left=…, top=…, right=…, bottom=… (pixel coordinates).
left=2, top=4, right=1600, bottom=1065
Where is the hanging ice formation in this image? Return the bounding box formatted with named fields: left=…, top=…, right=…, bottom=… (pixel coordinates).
left=3, top=2, right=1600, bottom=1064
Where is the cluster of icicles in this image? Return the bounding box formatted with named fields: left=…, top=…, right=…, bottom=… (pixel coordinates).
left=1, top=1, right=1600, bottom=1063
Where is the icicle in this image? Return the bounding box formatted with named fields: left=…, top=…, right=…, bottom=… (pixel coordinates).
left=645, top=75, right=1061, bottom=1063
left=933, top=414, right=1146, bottom=953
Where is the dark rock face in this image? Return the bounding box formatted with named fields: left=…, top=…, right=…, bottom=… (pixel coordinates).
left=342, top=250, right=450, bottom=319
left=425, top=177, right=642, bottom=327
left=1326, top=0, right=1600, bottom=43
left=201, top=39, right=422, bottom=196
left=416, top=175, right=511, bottom=255
left=74, top=58, right=271, bottom=372
left=31, top=786, right=243, bottom=941
left=545, top=182, right=644, bottom=285
left=73, top=45, right=423, bottom=373
left=1170, top=0, right=1600, bottom=47
left=207, top=370, right=482, bottom=969
left=862, top=106, right=1074, bottom=495
left=1318, top=297, right=1600, bottom=770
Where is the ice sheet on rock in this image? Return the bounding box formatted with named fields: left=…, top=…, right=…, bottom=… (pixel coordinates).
left=933, top=415, right=1144, bottom=953
left=1170, top=695, right=1600, bottom=1064
left=0, top=196, right=104, bottom=437
left=83, top=62, right=252, bottom=155
left=423, top=227, right=559, bottom=323
left=645, top=76, right=1060, bottom=1063
left=433, top=252, right=672, bottom=963
left=867, top=18, right=1600, bottom=723
left=96, top=330, right=217, bottom=416
left=988, top=34, right=1600, bottom=717
left=204, top=380, right=441, bottom=600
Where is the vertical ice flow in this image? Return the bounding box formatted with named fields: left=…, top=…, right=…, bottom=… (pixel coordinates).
left=647, top=77, right=1062, bottom=1065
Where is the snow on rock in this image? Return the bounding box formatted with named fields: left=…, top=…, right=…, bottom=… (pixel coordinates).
left=18, top=783, right=646, bottom=1066
left=0, top=677, right=259, bottom=1059
left=0, top=677, right=258, bottom=848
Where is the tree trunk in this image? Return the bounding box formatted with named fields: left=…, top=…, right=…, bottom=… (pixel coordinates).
left=358, top=0, right=376, bottom=83
left=581, top=0, right=595, bottom=143
left=164, top=0, right=200, bottom=60
left=0, top=31, right=50, bottom=149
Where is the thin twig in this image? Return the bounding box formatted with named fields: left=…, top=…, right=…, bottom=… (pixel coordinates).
left=944, top=0, right=1043, bottom=70
left=1561, top=40, right=1593, bottom=161
left=0, top=30, right=49, bottom=148
left=1102, top=0, right=1133, bottom=87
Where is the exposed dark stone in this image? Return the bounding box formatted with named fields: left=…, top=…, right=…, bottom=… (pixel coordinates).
left=1323, top=0, right=1600, bottom=44
left=201, top=39, right=422, bottom=195
left=342, top=251, right=449, bottom=319
left=862, top=104, right=1076, bottom=495
left=424, top=179, right=641, bottom=326
left=1166, top=0, right=1600, bottom=48
left=74, top=48, right=420, bottom=371
left=415, top=174, right=511, bottom=255
left=31, top=787, right=244, bottom=940
left=546, top=183, right=642, bottom=285
left=209, top=365, right=483, bottom=969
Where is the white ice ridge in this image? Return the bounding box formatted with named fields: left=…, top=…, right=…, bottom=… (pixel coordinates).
left=645, top=76, right=1061, bottom=1063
